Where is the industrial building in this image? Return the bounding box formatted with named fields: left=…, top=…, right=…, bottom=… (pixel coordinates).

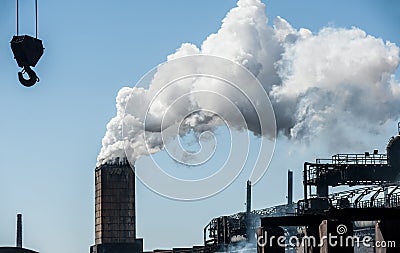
left=87, top=124, right=400, bottom=253
left=256, top=124, right=400, bottom=253
left=2, top=125, right=399, bottom=253
left=202, top=124, right=400, bottom=252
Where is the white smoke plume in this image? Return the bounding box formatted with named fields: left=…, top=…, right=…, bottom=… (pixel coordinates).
left=97, top=0, right=400, bottom=166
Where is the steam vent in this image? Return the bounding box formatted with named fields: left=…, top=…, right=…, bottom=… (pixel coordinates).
left=90, top=158, right=143, bottom=253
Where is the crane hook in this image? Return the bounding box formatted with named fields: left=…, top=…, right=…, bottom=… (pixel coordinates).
left=18, top=66, right=39, bottom=87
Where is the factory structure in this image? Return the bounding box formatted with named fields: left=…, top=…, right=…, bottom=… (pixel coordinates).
left=204, top=124, right=400, bottom=253
left=2, top=125, right=400, bottom=253
left=86, top=123, right=400, bottom=253
left=203, top=124, right=400, bottom=253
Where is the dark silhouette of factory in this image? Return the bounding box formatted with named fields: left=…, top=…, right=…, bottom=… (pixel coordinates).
left=0, top=214, right=38, bottom=253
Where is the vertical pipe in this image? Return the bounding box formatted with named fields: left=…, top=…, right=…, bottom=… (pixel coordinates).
left=203, top=227, right=207, bottom=246
left=16, top=214, right=22, bottom=248
left=288, top=170, right=293, bottom=205
left=223, top=216, right=228, bottom=244
left=246, top=180, right=251, bottom=214
left=384, top=187, right=389, bottom=207
left=304, top=163, right=308, bottom=202
left=16, top=0, right=19, bottom=35
left=317, top=183, right=329, bottom=198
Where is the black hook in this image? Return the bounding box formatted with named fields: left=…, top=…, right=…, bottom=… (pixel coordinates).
left=398, top=122, right=400, bottom=135
left=18, top=66, right=39, bottom=87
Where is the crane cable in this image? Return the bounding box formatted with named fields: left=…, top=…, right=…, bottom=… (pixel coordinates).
left=36, top=0, right=38, bottom=38
left=16, top=0, right=38, bottom=38
left=16, top=0, right=18, bottom=35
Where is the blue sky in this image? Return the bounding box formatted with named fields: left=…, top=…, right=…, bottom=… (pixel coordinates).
left=0, top=1, right=399, bottom=252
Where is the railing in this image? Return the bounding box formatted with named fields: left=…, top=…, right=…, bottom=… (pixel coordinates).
left=316, top=153, right=387, bottom=165
left=354, top=193, right=400, bottom=209
left=253, top=204, right=290, bottom=217
left=330, top=193, right=400, bottom=209
left=305, top=153, right=389, bottom=184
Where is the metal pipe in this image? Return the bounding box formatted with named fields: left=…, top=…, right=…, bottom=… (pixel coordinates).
left=246, top=180, right=251, bottom=214
left=304, top=163, right=310, bottom=202
left=16, top=214, right=22, bottom=248
left=288, top=170, right=293, bottom=205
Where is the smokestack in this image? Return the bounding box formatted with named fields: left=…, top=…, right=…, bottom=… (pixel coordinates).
left=90, top=158, right=143, bottom=253
left=246, top=180, right=251, bottom=215
left=288, top=170, right=293, bottom=205
left=16, top=214, right=22, bottom=248
left=94, top=158, right=136, bottom=244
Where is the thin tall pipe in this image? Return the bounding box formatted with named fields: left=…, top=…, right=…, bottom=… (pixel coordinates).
left=16, top=214, right=22, bottom=248
left=246, top=180, right=251, bottom=214
left=16, top=0, right=19, bottom=35
left=288, top=170, right=293, bottom=205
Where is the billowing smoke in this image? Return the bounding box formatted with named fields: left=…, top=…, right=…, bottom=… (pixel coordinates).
left=97, top=0, right=400, bottom=166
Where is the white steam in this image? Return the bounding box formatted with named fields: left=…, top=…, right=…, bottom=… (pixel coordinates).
left=97, top=0, right=400, bottom=166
